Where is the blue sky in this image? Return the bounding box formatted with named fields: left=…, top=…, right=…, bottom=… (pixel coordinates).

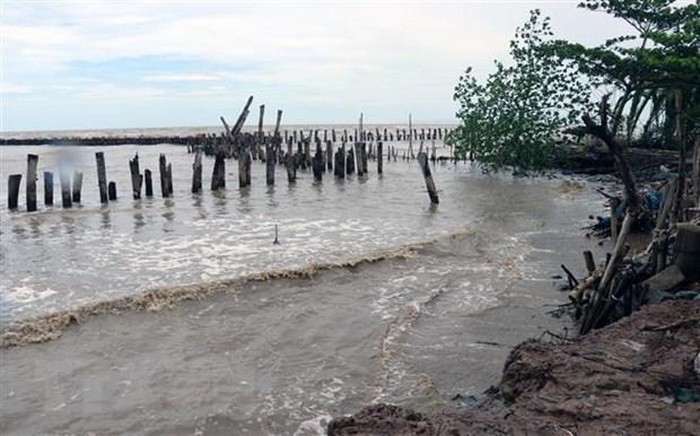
left=2, top=1, right=634, bottom=132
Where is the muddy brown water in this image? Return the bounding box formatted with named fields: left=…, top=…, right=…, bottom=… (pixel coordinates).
left=0, top=137, right=608, bottom=434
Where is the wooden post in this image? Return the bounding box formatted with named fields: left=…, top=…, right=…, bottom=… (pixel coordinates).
left=144, top=169, right=153, bottom=197
left=7, top=174, right=21, bottom=210
left=211, top=153, right=226, bottom=190
left=359, top=112, right=363, bottom=145
left=347, top=147, right=355, bottom=175
left=335, top=145, right=345, bottom=179
left=266, top=141, right=275, bottom=186
left=354, top=143, right=363, bottom=176
left=228, top=95, right=255, bottom=157
left=377, top=141, right=383, bottom=175
left=408, top=114, right=413, bottom=155
left=239, top=150, right=252, bottom=188
left=192, top=149, right=203, bottom=193
left=326, top=142, right=333, bottom=172
left=108, top=181, right=117, bottom=201
left=44, top=172, right=54, bottom=206
left=610, top=197, right=621, bottom=246
left=256, top=104, right=265, bottom=160
left=95, top=151, right=108, bottom=204
left=26, top=154, right=38, bottom=212
left=129, top=154, right=142, bottom=199
left=361, top=143, right=368, bottom=175
left=166, top=163, right=173, bottom=196
left=159, top=154, right=168, bottom=198
left=312, top=143, right=323, bottom=181
left=303, top=140, right=311, bottom=169
left=60, top=167, right=72, bottom=208
left=286, top=150, right=296, bottom=183
left=72, top=171, right=83, bottom=203
left=417, top=152, right=439, bottom=204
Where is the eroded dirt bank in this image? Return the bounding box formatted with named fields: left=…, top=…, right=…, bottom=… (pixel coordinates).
left=329, top=300, right=700, bottom=435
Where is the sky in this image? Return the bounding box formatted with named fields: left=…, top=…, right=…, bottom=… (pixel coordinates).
left=1, top=0, right=635, bottom=132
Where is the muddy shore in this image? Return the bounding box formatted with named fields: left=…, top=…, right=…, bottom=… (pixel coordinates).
left=329, top=300, right=700, bottom=435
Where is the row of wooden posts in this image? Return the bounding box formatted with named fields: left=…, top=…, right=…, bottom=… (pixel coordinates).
left=7, top=152, right=121, bottom=210
left=7, top=98, right=445, bottom=211
left=6, top=142, right=440, bottom=211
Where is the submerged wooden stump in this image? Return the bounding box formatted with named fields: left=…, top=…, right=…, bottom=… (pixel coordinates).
left=44, top=171, right=54, bottom=206
left=159, top=154, right=169, bottom=198
left=108, top=181, right=117, bottom=201
left=335, top=145, right=345, bottom=179
left=326, top=142, right=333, bottom=172
left=312, top=143, right=323, bottom=181
left=26, top=154, right=38, bottom=212
left=377, top=142, right=383, bottom=175
left=266, top=143, right=275, bottom=186
left=239, top=150, right=252, bottom=188
left=72, top=171, right=83, bottom=203
left=286, top=152, right=297, bottom=184
left=129, top=154, right=142, bottom=199
left=211, top=153, right=226, bottom=191
left=144, top=169, right=153, bottom=198
left=7, top=174, right=22, bottom=210
left=347, top=147, right=356, bottom=175
left=166, top=163, right=173, bottom=195
left=192, top=149, right=203, bottom=193
left=59, top=167, right=72, bottom=208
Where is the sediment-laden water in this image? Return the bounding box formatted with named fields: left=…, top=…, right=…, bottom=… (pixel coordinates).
left=0, top=131, right=608, bottom=434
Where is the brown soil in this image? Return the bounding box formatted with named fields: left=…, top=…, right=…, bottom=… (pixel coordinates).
left=328, top=300, right=700, bottom=435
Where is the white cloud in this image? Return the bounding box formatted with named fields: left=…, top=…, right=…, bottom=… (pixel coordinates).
left=1, top=84, right=35, bottom=94
left=1, top=1, right=634, bottom=129
left=142, top=74, right=222, bottom=83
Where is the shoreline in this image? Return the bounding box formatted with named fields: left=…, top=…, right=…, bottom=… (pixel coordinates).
left=328, top=300, right=700, bottom=435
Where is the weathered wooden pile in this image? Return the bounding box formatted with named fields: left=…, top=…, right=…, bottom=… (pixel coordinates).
left=6, top=97, right=449, bottom=211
